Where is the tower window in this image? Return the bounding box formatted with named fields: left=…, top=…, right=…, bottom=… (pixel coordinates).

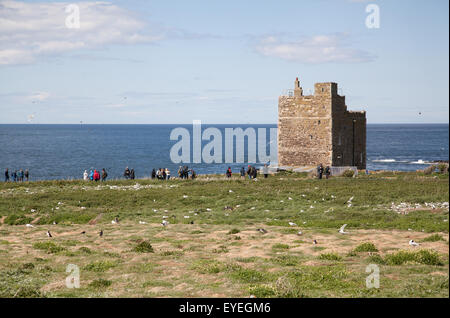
left=318, top=120, right=321, bottom=125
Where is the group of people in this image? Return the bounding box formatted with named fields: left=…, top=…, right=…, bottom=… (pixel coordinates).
left=123, top=167, right=135, bottom=180
left=177, top=166, right=196, bottom=179
left=316, top=164, right=331, bottom=179
left=226, top=164, right=270, bottom=179
left=152, top=168, right=171, bottom=180
left=83, top=169, right=108, bottom=181
left=4, top=168, right=29, bottom=182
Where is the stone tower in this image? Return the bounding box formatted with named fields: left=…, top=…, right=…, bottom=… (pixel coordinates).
left=277, top=77, right=366, bottom=169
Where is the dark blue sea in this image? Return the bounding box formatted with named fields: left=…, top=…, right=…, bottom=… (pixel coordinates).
left=0, top=124, right=448, bottom=181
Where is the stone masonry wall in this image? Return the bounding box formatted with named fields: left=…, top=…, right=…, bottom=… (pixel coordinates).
left=278, top=78, right=366, bottom=169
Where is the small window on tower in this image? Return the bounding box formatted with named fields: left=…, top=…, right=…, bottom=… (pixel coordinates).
left=321, top=88, right=324, bottom=92
left=309, top=135, right=313, bottom=140
left=318, top=120, right=321, bottom=125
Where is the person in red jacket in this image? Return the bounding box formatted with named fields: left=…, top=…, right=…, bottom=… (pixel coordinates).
left=93, top=169, right=100, bottom=181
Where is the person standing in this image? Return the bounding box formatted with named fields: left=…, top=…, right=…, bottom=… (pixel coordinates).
left=93, top=169, right=100, bottom=181
left=325, top=166, right=331, bottom=179
left=240, top=167, right=245, bottom=179
left=130, top=169, right=135, bottom=180
left=165, top=168, right=170, bottom=180
left=226, top=167, right=232, bottom=178
left=24, top=169, right=29, bottom=181
left=19, top=169, right=24, bottom=182
left=89, top=170, right=94, bottom=181
left=4, top=168, right=9, bottom=182
left=317, top=164, right=324, bottom=180
left=83, top=170, right=89, bottom=181
left=101, top=168, right=108, bottom=181
left=151, top=169, right=156, bottom=179
left=246, top=165, right=252, bottom=179
left=124, top=167, right=130, bottom=179
left=262, top=164, right=269, bottom=178
left=12, top=170, right=17, bottom=182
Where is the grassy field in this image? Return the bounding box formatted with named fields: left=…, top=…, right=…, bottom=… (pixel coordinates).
left=0, top=171, right=448, bottom=297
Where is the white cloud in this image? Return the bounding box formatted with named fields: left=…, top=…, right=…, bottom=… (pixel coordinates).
left=255, top=34, right=375, bottom=64
left=0, top=0, right=163, bottom=65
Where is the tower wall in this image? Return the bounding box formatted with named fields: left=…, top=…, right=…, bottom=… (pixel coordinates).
left=278, top=78, right=366, bottom=169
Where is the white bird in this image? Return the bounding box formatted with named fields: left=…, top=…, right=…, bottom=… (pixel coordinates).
left=288, top=197, right=293, bottom=200
left=409, top=240, right=419, bottom=247
left=183, top=195, right=188, bottom=198
left=139, top=221, right=147, bottom=224
left=26, top=224, right=34, bottom=228
left=288, top=222, right=297, bottom=226
left=184, top=216, right=190, bottom=219
left=46, top=230, right=52, bottom=238
left=313, top=239, right=318, bottom=245
left=161, top=220, right=169, bottom=227
left=339, top=224, right=349, bottom=234
left=297, top=231, right=303, bottom=236
left=229, top=190, right=233, bottom=193
left=206, top=208, right=212, bottom=211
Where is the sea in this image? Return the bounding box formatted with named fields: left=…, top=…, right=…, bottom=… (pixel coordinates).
left=0, top=124, right=448, bottom=181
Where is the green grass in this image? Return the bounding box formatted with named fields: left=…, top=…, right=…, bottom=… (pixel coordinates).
left=83, top=260, right=118, bottom=272
left=0, top=171, right=448, bottom=298
left=133, top=241, right=154, bottom=253
left=32, top=242, right=66, bottom=254
left=88, top=279, right=112, bottom=289
left=319, top=253, right=342, bottom=261
left=384, top=249, right=444, bottom=266
left=422, top=234, right=446, bottom=242
left=353, top=242, right=378, bottom=252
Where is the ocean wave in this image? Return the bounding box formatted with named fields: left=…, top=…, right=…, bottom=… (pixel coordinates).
left=372, top=159, right=396, bottom=162
left=409, top=160, right=432, bottom=164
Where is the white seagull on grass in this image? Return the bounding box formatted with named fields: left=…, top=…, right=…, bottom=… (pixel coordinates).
left=409, top=240, right=419, bottom=247
left=339, top=224, right=349, bottom=234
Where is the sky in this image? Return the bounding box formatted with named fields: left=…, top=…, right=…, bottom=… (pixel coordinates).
left=0, top=0, right=448, bottom=124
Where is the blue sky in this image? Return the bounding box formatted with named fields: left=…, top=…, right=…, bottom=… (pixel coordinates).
left=0, top=0, right=448, bottom=124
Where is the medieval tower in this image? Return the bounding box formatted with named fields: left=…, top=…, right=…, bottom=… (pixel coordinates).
left=277, top=77, right=366, bottom=169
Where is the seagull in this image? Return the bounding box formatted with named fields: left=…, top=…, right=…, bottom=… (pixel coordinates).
left=161, top=220, right=169, bottom=227
left=257, top=228, right=267, bottom=234
left=139, top=221, right=147, bottom=224
left=288, top=222, right=297, bottom=226
left=339, top=224, right=349, bottom=234
left=25, top=224, right=34, bottom=228
left=46, top=230, right=52, bottom=238
left=99, top=230, right=103, bottom=237
left=313, top=239, right=318, bottom=245
left=297, top=231, right=303, bottom=236
left=52, top=221, right=57, bottom=225
left=111, top=217, right=119, bottom=224
left=409, top=239, right=419, bottom=247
